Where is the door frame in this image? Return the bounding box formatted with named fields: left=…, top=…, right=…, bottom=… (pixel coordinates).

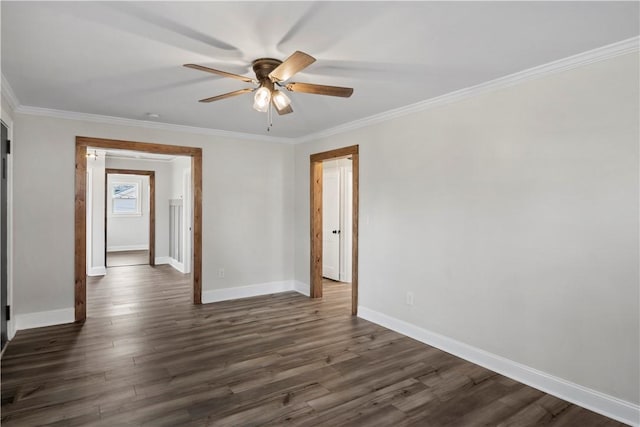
left=105, top=169, right=156, bottom=266
left=310, top=145, right=359, bottom=315
left=0, top=113, right=14, bottom=341
left=75, top=136, right=203, bottom=322
left=1, top=121, right=9, bottom=350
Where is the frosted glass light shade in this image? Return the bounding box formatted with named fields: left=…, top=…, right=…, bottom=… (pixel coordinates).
left=253, top=87, right=271, bottom=112
left=272, top=90, right=291, bottom=110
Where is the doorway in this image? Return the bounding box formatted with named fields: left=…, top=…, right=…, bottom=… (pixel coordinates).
left=310, top=145, right=359, bottom=315
left=75, top=137, right=202, bottom=322
left=105, top=169, right=155, bottom=268
left=1, top=122, right=8, bottom=350
left=322, top=158, right=353, bottom=283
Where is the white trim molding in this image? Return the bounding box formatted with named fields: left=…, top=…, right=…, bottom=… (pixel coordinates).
left=14, top=105, right=295, bottom=144
left=293, top=280, right=310, bottom=297
left=1, top=73, right=20, bottom=111
left=15, top=308, right=75, bottom=331
left=297, top=36, right=640, bottom=143
left=6, top=37, right=638, bottom=146
left=168, top=258, right=185, bottom=273
left=155, top=256, right=171, bottom=265
left=202, top=280, right=305, bottom=304
left=358, top=306, right=640, bottom=427
left=87, top=266, right=107, bottom=277
left=107, top=244, right=149, bottom=252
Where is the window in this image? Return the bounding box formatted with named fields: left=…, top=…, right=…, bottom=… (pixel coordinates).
left=112, top=182, right=141, bottom=215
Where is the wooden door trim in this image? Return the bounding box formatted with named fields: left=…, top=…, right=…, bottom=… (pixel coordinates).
left=310, top=145, right=359, bottom=315
left=105, top=169, right=156, bottom=266
left=75, top=136, right=203, bottom=322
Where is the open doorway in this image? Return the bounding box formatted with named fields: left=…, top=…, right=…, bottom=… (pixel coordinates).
left=321, top=158, right=353, bottom=291
left=105, top=169, right=155, bottom=268
left=75, top=137, right=202, bottom=322
left=310, top=145, right=359, bottom=315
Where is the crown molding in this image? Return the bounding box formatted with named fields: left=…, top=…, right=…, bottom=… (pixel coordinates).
left=1, top=73, right=20, bottom=111
left=13, top=105, right=296, bottom=144
left=295, top=36, right=640, bottom=144
left=6, top=36, right=638, bottom=145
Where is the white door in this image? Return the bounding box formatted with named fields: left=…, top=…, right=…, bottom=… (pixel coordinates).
left=322, top=167, right=340, bottom=280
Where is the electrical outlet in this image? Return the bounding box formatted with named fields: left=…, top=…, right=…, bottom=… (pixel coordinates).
left=218, top=268, right=225, bottom=278
left=406, top=291, right=414, bottom=306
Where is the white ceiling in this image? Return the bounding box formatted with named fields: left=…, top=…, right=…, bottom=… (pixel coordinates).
left=2, top=1, right=638, bottom=139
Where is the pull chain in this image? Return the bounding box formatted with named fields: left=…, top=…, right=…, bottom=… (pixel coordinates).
left=267, top=102, right=273, bottom=132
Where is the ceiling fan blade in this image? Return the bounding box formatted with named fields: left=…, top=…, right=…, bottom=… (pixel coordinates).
left=198, top=88, right=253, bottom=103
left=269, top=51, right=316, bottom=82
left=184, top=64, right=256, bottom=83
left=286, top=82, right=353, bottom=98
left=272, top=99, right=293, bottom=115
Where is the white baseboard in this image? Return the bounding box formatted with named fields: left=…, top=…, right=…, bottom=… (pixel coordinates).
left=8, top=319, right=16, bottom=340
left=87, top=266, right=106, bottom=276
left=16, top=308, right=75, bottom=331
left=357, top=306, right=640, bottom=427
left=154, top=256, right=171, bottom=265
left=293, top=280, right=310, bottom=296
left=168, top=258, right=185, bottom=273
left=107, top=245, right=148, bottom=252
left=202, top=280, right=302, bottom=304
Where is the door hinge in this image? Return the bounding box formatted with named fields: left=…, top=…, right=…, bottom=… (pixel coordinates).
left=6, top=139, right=10, bottom=155
left=6, top=305, right=10, bottom=321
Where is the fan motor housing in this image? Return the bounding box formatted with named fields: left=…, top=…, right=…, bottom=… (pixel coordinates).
left=252, top=58, right=282, bottom=83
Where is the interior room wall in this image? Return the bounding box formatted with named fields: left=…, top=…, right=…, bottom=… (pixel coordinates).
left=106, top=173, right=150, bottom=252
left=294, top=52, right=639, bottom=405
left=168, top=156, right=193, bottom=272
left=11, top=117, right=294, bottom=316
left=1, top=95, right=15, bottom=123
left=104, top=158, right=173, bottom=258
left=170, top=156, right=191, bottom=200
left=86, top=151, right=105, bottom=273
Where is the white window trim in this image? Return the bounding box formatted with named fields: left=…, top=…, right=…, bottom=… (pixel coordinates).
left=111, top=181, right=142, bottom=217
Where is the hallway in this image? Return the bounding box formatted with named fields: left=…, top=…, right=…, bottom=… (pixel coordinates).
left=87, top=264, right=190, bottom=319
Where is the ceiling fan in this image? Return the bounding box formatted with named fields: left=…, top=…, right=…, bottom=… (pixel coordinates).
left=184, top=51, right=353, bottom=116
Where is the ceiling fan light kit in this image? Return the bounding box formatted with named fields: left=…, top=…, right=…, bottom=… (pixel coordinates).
left=272, top=90, right=291, bottom=110
left=184, top=51, right=354, bottom=129
left=253, top=86, right=271, bottom=112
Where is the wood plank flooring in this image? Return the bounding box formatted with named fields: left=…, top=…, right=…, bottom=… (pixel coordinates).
left=1, top=266, right=624, bottom=426
left=106, top=250, right=150, bottom=267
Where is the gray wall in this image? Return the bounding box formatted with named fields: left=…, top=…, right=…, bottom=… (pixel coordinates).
left=6, top=51, right=638, bottom=410
left=170, top=156, right=191, bottom=200
left=86, top=151, right=105, bottom=270
left=1, top=96, right=15, bottom=123
left=12, top=116, right=295, bottom=314
left=104, top=158, right=173, bottom=256
left=105, top=173, right=150, bottom=251
left=294, top=53, right=639, bottom=404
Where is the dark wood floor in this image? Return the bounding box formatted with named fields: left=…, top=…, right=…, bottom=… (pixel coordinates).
left=106, top=249, right=150, bottom=267
left=1, top=266, right=623, bottom=426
